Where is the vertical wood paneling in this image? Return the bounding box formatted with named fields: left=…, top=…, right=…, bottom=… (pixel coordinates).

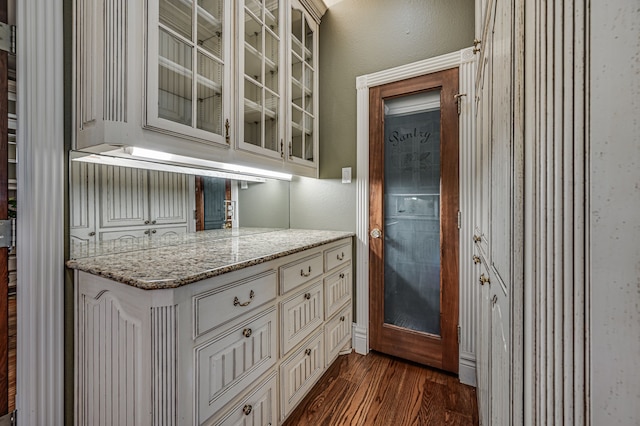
left=17, top=0, right=65, bottom=422
left=104, top=0, right=127, bottom=122
left=149, top=170, right=189, bottom=225
left=523, top=0, right=588, bottom=423
left=77, top=0, right=97, bottom=127
left=151, top=305, right=177, bottom=426
left=78, top=291, right=142, bottom=426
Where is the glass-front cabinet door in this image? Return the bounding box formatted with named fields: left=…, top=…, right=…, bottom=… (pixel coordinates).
left=147, top=0, right=232, bottom=146
left=238, top=0, right=285, bottom=158
left=288, top=0, right=317, bottom=167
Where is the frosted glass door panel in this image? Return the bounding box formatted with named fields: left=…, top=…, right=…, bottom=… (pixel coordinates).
left=383, top=91, right=441, bottom=336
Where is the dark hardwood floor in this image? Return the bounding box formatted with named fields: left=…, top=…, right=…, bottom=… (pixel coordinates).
left=283, top=351, right=478, bottom=426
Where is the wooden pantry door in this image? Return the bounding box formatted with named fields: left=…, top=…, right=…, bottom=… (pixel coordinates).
left=369, top=68, right=459, bottom=373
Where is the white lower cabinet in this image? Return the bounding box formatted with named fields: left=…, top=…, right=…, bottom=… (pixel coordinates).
left=325, top=305, right=352, bottom=367
left=280, top=281, right=324, bottom=355
left=196, top=307, right=278, bottom=424
left=211, top=373, right=278, bottom=426
left=280, top=329, right=325, bottom=420
left=74, top=237, right=353, bottom=426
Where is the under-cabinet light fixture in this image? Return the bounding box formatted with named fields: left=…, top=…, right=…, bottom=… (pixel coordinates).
left=128, top=147, right=293, bottom=181
left=71, top=153, right=268, bottom=183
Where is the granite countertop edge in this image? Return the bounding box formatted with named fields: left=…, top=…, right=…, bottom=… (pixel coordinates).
left=66, top=230, right=354, bottom=290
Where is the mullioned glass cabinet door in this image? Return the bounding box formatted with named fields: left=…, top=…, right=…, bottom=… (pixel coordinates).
left=288, top=0, right=317, bottom=167
left=238, top=0, right=285, bottom=159
left=146, top=0, right=233, bottom=146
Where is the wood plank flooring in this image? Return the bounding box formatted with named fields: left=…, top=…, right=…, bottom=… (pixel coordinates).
left=283, top=351, right=478, bottom=426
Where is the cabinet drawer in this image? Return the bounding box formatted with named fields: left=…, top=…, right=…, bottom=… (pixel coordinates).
left=325, top=306, right=352, bottom=367
left=324, top=266, right=352, bottom=319
left=194, top=270, right=277, bottom=338
left=280, top=330, right=325, bottom=420
left=212, top=372, right=277, bottom=426
left=324, top=241, right=351, bottom=272
left=196, top=308, right=277, bottom=425
left=280, top=281, right=324, bottom=355
left=279, top=252, right=323, bottom=294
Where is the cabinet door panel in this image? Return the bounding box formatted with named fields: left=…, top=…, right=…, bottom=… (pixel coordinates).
left=213, top=373, right=277, bottom=426
left=70, top=162, right=96, bottom=250
left=99, top=165, right=149, bottom=228
left=280, top=281, right=323, bottom=355
left=280, top=330, right=324, bottom=419
left=196, top=308, right=277, bottom=425
left=324, top=266, right=351, bottom=320
left=148, top=170, right=189, bottom=225
left=325, top=306, right=351, bottom=367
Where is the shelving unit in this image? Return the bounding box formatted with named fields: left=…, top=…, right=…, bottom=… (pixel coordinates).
left=239, top=0, right=283, bottom=157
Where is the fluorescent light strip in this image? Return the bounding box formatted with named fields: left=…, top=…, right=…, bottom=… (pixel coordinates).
left=71, top=154, right=268, bottom=183
left=129, top=147, right=293, bottom=181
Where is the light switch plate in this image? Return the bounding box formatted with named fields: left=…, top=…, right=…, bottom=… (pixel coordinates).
left=342, top=167, right=352, bottom=184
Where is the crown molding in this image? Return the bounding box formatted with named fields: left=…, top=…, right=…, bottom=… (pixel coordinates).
left=299, top=0, right=328, bottom=24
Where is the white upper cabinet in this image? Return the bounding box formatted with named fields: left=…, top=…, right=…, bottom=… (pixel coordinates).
left=238, top=0, right=285, bottom=159
left=288, top=0, right=318, bottom=168
left=147, top=0, right=232, bottom=146
left=73, top=0, right=325, bottom=178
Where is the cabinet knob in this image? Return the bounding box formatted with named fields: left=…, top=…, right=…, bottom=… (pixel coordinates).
left=144, top=230, right=150, bottom=235
left=243, top=404, right=252, bottom=415
left=479, top=274, right=490, bottom=286
left=144, top=220, right=150, bottom=225
left=370, top=228, right=382, bottom=239
left=151, top=229, right=157, bottom=234
left=340, top=315, right=345, bottom=322
left=300, top=266, right=312, bottom=277
left=242, top=328, right=252, bottom=338
left=304, top=293, right=311, bottom=300
left=337, top=252, right=345, bottom=261
left=472, top=255, right=481, bottom=264
left=339, top=273, right=345, bottom=279
left=305, top=348, right=312, bottom=356
left=151, top=220, right=157, bottom=225
left=88, top=231, right=96, bottom=237
left=473, top=234, right=481, bottom=243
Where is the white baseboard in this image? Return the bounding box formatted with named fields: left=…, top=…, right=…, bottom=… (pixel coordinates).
left=352, top=323, right=368, bottom=355
left=459, top=354, right=477, bottom=387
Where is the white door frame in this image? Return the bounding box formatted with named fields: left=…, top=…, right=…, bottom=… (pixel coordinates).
left=354, top=47, right=477, bottom=385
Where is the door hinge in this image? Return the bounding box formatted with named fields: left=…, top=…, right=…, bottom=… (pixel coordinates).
left=0, top=22, right=16, bottom=54
left=454, top=93, right=467, bottom=115
left=0, top=409, right=17, bottom=426
left=457, top=325, right=461, bottom=344
left=457, top=210, right=462, bottom=229
left=0, top=219, right=14, bottom=248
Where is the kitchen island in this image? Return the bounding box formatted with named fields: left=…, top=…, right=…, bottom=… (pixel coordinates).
left=67, top=228, right=354, bottom=425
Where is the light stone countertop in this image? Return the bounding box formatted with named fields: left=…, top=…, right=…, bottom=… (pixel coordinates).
left=66, top=228, right=354, bottom=290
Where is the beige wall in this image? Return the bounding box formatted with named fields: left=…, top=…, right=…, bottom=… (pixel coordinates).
left=291, top=0, right=475, bottom=231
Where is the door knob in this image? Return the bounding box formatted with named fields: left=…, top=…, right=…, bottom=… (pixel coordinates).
left=370, top=228, right=381, bottom=239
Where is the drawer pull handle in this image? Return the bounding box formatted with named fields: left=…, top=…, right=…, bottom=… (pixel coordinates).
left=243, top=404, right=252, bottom=415
left=304, top=293, right=311, bottom=300
left=337, top=252, right=345, bottom=261
left=300, top=266, right=312, bottom=277
left=340, top=315, right=345, bottom=321
left=305, top=348, right=312, bottom=356
left=234, top=290, right=255, bottom=307
left=242, top=328, right=252, bottom=338
left=339, top=273, right=345, bottom=279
